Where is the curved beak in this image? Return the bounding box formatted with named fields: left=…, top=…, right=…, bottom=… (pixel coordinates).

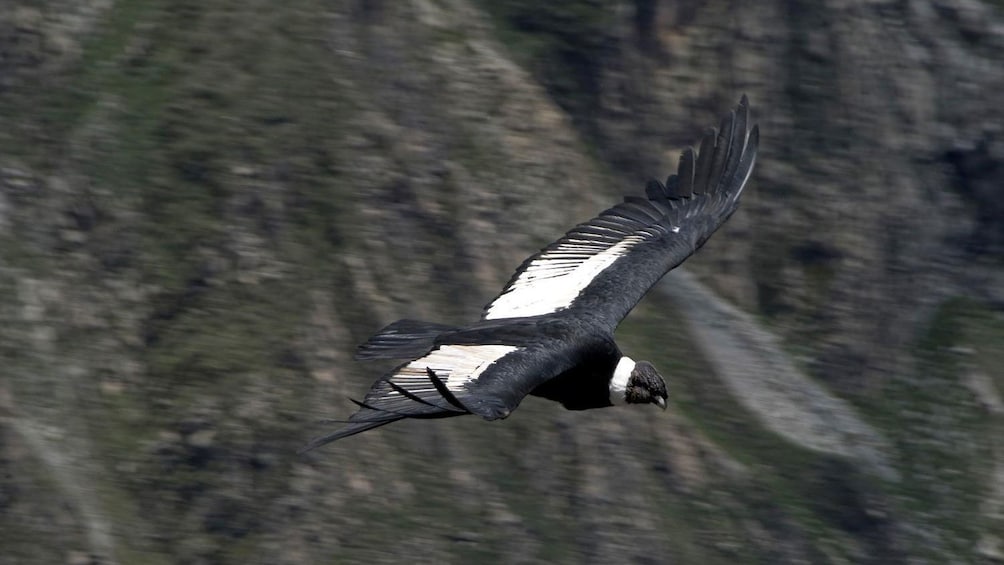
left=655, top=397, right=667, bottom=411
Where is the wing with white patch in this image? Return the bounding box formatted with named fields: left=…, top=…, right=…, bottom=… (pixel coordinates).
left=358, top=344, right=521, bottom=417
left=300, top=335, right=575, bottom=451
left=482, top=96, right=759, bottom=328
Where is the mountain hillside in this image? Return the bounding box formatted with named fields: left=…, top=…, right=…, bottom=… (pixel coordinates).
left=1, top=1, right=1002, bottom=563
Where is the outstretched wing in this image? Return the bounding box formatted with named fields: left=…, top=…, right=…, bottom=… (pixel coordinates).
left=481, top=96, right=759, bottom=329
left=300, top=344, right=525, bottom=451
left=358, top=344, right=522, bottom=416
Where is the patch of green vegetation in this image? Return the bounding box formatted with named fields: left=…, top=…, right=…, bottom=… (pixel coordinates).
left=448, top=413, right=581, bottom=561
left=0, top=235, right=55, bottom=280
left=99, top=488, right=173, bottom=565
left=0, top=443, right=88, bottom=565
left=750, top=240, right=791, bottom=318
left=619, top=293, right=895, bottom=560
left=475, top=0, right=615, bottom=137
left=323, top=436, right=517, bottom=562
left=857, top=297, right=1001, bottom=558
left=642, top=468, right=753, bottom=565
left=144, top=283, right=296, bottom=381
left=804, top=261, right=838, bottom=302
left=0, top=0, right=160, bottom=162
left=782, top=3, right=851, bottom=159
left=0, top=2, right=380, bottom=560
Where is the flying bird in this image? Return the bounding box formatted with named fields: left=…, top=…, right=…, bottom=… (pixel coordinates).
left=302, top=96, right=759, bottom=452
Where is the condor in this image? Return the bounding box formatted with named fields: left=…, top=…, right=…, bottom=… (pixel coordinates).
left=303, top=96, right=759, bottom=451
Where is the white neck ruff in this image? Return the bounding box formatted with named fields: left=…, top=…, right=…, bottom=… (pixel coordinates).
left=609, top=356, right=635, bottom=405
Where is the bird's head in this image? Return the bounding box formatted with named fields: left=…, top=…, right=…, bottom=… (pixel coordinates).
left=611, top=357, right=667, bottom=410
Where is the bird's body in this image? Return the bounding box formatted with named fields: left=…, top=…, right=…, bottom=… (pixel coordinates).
left=302, top=97, right=759, bottom=452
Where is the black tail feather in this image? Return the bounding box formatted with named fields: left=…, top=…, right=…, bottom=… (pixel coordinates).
left=349, top=397, right=390, bottom=413
left=298, top=415, right=403, bottom=453
left=355, top=319, right=459, bottom=360
left=386, top=380, right=466, bottom=413
left=425, top=367, right=471, bottom=413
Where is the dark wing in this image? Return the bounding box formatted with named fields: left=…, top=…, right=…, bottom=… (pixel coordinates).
left=300, top=343, right=528, bottom=451
left=355, top=319, right=461, bottom=361
left=358, top=343, right=523, bottom=415
left=481, top=96, right=758, bottom=329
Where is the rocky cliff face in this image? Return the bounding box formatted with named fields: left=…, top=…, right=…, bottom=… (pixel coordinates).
left=1, top=1, right=1002, bottom=564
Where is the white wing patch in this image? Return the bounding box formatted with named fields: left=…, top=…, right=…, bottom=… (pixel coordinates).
left=388, top=344, right=519, bottom=395
left=484, top=234, right=647, bottom=319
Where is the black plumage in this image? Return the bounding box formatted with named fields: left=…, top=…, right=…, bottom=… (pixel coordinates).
left=301, top=96, right=759, bottom=452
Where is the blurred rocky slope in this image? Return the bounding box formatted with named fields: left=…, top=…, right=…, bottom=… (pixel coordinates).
left=1, top=1, right=1002, bottom=563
